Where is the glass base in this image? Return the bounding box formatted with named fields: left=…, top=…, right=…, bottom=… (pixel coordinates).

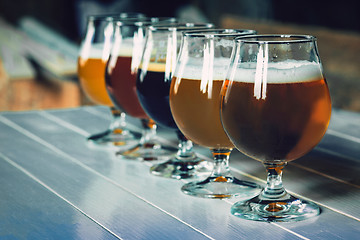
left=150, top=157, right=213, bottom=179
left=116, top=141, right=177, bottom=161
left=181, top=177, right=262, bottom=199
left=231, top=194, right=320, bottom=222
left=87, top=129, right=140, bottom=148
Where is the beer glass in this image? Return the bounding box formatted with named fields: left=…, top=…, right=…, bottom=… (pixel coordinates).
left=169, top=29, right=261, bottom=198
left=78, top=14, right=144, bottom=146
left=136, top=23, right=215, bottom=179
left=106, top=17, right=177, bottom=161
left=220, top=35, right=331, bottom=221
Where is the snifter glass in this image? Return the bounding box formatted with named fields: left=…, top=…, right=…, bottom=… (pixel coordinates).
left=220, top=35, right=332, bottom=221
left=106, top=17, right=178, bottom=161
left=77, top=14, right=144, bottom=146
left=137, top=23, right=215, bottom=179
left=169, top=29, right=262, bottom=198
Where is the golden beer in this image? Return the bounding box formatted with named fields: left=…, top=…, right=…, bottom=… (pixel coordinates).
left=77, top=57, right=113, bottom=106
left=170, top=77, right=233, bottom=149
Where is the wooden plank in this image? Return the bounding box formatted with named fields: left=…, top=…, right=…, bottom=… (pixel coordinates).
left=81, top=107, right=360, bottom=218
left=0, top=18, right=35, bottom=80
left=0, top=118, right=214, bottom=240
left=0, top=111, right=308, bottom=239
left=57, top=107, right=360, bottom=238
left=288, top=108, right=360, bottom=187
left=18, top=17, right=78, bottom=78
left=327, top=109, right=360, bottom=137
left=0, top=18, right=81, bottom=111
left=41, top=107, right=143, bottom=139
left=0, top=69, right=82, bottom=111
left=221, top=139, right=360, bottom=218
left=0, top=78, right=82, bottom=111
left=3, top=108, right=359, bottom=239
left=0, top=153, right=119, bottom=240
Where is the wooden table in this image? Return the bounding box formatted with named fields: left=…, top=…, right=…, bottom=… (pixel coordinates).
left=0, top=106, right=359, bottom=239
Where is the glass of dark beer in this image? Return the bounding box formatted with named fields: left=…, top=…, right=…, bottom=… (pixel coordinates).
left=136, top=23, right=215, bottom=179
left=220, top=35, right=332, bottom=222
left=78, top=13, right=144, bottom=146
left=106, top=17, right=178, bottom=161
left=169, top=29, right=262, bottom=198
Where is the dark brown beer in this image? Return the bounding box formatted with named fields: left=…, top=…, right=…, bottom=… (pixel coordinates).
left=170, top=77, right=234, bottom=149
left=106, top=55, right=148, bottom=119
left=136, top=63, right=177, bottom=129
left=221, top=72, right=331, bottom=162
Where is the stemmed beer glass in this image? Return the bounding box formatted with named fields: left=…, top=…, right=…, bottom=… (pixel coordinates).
left=169, top=29, right=261, bottom=198
left=77, top=14, right=144, bottom=146
left=136, top=23, right=215, bottom=179
left=106, top=17, right=178, bottom=160
left=220, top=35, right=332, bottom=221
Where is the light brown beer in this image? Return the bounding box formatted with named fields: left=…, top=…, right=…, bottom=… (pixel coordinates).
left=170, top=77, right=234, bottom=149
left=77, top=57, right=113, bottom=106
left=221, top=64, right=331, bottom=162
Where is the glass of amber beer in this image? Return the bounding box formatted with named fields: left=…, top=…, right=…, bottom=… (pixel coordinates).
left=78, top=14, right=144, bottom=146
left=169, top=29, right=261, bottom=198
left=220, top=35, right=332, bottom=221
left=137, top=23, right=215, bottom=179
left=106, top=17, right=178, bottom=161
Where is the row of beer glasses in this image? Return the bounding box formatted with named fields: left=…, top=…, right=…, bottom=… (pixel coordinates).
left=78, top=13, right=332, bottom=222
left=105, top=17, right=179, bottom=161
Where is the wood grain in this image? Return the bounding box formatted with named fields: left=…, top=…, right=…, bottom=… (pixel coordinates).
left=0, top=106, right=359, bottom=239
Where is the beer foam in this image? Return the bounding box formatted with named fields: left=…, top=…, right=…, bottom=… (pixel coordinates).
left=230, top=61, right=323, bottom=84
left=79, top=39, right=136, bottom=59
left=116, top=38, right=133, bottom=57
left=79, top=43, right=107, bottom=59
left=175, top=57, right=231, bottom=80
left=140, top=62, right=167, bottom=72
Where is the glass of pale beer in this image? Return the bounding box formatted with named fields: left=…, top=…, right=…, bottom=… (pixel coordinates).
left=106, top=17, right=178, bottom=161
left=136, top=23, right=215, bottom=179
left=220, top=35, right=332, bottom=222
left=78, top=14, right=144, bottom=146
left=169, top=29, right=262, bottom=198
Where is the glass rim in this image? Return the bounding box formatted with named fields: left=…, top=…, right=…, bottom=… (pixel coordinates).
left=183, top=29, right=257, bottom=38
left=115, top=17, right=177, bottom=26
left=149, top=23, right=214, bottom=31
left=235, top=34, right=317, bottom=44
left=87, top=13, right=146, bottom=22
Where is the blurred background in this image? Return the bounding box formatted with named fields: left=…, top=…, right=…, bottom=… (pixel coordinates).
left=0, top=0, right=359, bottom=112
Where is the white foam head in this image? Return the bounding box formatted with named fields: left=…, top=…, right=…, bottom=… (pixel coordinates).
left=81, top=43, right=104, bottom=58
left=175, top=57, right=231, bottom=80
left=230, top=60, right=323, bottom=84
left=115, top=38, right=134, bottom=57
left=79, top=42, right=112, bottom=61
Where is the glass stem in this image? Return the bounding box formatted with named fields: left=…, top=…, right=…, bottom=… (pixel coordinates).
left=109, top=107, right=127, bottom=132
left=209, top=148, right=233, bottom=181
left=176, top=131, right=196, bottom=160
left=140, top=119, right=157, bottom=145
left=262, top=162, right=287, bottom=199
